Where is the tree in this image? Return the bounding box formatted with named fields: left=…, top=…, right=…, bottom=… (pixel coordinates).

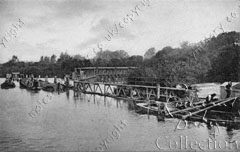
left=115, top=50, right=129, bottom=59
left=73, top=54, right=85, bottom=60
left=43, top=56, right=50, bottom=64
left=144, top=47, right=156, bottom=59
left=11, top=55, right=19, bottom=63
left=40, top=56, right=44, bottom=63
left=50, top=54, right=57, bottom=63
left=95, top=50, right=129, bottom=61
left=126, top=55, right=143, bottom=66
left=180, top=41, right=190, bottom=49
left=207, top=46, right=239, bottom=82
left=58, top=52, right=71, bottom=62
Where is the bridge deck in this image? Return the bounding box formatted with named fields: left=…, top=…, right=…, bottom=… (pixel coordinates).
left=74, top=81, right=198, bottom=104
left=73, top=67, right=198, bottom=103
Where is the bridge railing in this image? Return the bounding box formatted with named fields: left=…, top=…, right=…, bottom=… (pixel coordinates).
left=74, top=67, right=137, bottom=82
left=73, top=80, right=199, bottom=104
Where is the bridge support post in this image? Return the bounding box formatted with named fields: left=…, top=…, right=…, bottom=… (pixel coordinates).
left=130, top=87, right=133, bottom=99
left=157, top=84, right=160, bottom=100
left=93, top=83, right=96, bottom=94
left=104, top=84, right=106, bottom=95
left=82, top=82, right=86, bottom=93
left=146, top=88, right=149, bottom=100
left=74, top=81, right=77, bottom=91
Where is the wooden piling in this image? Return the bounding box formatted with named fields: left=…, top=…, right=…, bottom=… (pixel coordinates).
left=157, top=84, right=160, bottom=100
left=104, top=84, right=106, bottom=95
left=130, top=87, right=133, bottom=99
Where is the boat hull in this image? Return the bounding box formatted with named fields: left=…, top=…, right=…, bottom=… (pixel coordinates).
left=40, top=80, right=71, bottom=92
left=1, top=81, right=16, bottom=89
left=19, top=78, right=42, bottom=91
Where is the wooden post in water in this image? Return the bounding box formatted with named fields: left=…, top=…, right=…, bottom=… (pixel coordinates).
left=82, top=82, right=86, bottom=93
left=130, top=87, right=133, bottom=99
left=93, top=83, right=96, bottom=94
left=146, top=87, right=149, bottom=100
left=157, top=84, right=160, bottom=100
left=94, top=68, right=96, bottom=80
left=104, top=84, right=106, bottom=96
left=74, top=81, right=76, bottom=91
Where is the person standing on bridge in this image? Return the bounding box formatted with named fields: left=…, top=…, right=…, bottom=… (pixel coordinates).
left=54, top=76, right=57, bottom=84
left=65, top=75, right=70, bottom=87
left=225, top=81, right=232, bottom=98
left=45, top=75, right=48, bottom=82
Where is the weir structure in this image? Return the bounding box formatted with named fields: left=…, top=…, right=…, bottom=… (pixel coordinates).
left=73, top=67, right=198, bottom=103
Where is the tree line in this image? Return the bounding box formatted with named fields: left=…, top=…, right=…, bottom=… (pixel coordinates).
left=0, top=31, right=239, bottom=86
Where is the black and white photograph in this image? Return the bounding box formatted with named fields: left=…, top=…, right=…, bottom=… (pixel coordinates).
left=0, top=0, right=240, bottom=151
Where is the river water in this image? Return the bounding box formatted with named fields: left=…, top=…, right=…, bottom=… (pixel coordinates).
left=1, top=78, right=240, bottom=151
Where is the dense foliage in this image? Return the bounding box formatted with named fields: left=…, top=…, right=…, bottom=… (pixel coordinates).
left=0, top=31, right=239, bottom=85
left=130, top=31, right=240, bottom=86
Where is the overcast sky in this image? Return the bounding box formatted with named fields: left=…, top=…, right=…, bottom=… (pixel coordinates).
left=0, top=0, right=239, bottom=63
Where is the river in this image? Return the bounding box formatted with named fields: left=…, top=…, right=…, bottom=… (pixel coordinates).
left=1, top=78, right=240, bottom=151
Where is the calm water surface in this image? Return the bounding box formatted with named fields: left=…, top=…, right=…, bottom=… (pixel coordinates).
left=1, top=78, right=240, bottom=151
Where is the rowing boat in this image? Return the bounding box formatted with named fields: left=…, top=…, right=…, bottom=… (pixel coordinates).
left=1, top=80, right=16, bottom=89
left=20, top=78, right=42, bottom=91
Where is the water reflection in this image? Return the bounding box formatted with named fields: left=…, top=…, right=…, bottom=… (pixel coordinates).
left=2, top=78, right=240, bottom=151
left=128, top=100, right=135, bottom=110
left=226, top=125, right=234, bottom=141
left=66, top=90, right=69, bottom=99
left=204, top=116, right=240, bottom=148
left=206, top=121, right=220, bottom=140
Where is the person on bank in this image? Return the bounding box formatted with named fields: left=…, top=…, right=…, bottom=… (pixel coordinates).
left=225, top=81, right=232, bottom=98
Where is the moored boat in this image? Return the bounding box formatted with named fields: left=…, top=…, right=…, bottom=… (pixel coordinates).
left=40, top=80, right=70, bottom=92
left=1, top=80, right=16, bottom=89
left=20, top=78, right=42, bottom=91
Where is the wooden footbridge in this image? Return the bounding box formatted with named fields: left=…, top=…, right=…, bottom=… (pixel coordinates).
left=73, top=67, right=198, bottom=103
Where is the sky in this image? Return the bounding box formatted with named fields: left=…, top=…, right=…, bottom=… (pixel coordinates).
left=0, top=0, right=239, bottom=63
